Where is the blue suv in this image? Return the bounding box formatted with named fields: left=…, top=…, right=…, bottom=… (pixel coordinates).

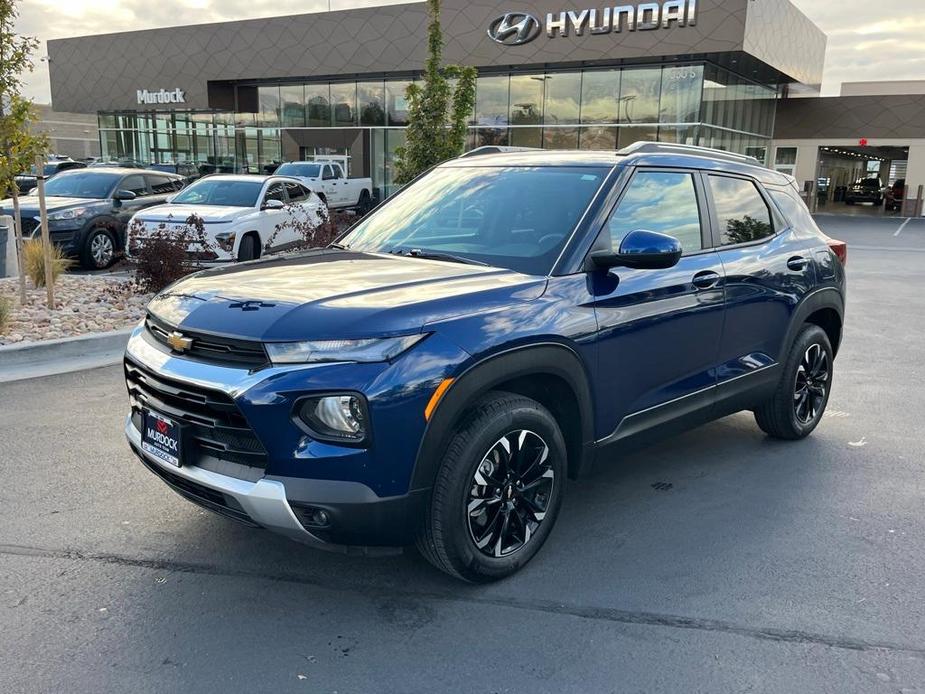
left=124, top=143, right=847, bottom=582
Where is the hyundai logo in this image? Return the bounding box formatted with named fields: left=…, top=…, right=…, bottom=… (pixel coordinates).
left=487, top=13, right=542, bottom=45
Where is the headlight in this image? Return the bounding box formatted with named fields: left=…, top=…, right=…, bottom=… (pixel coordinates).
left=47, top=207, right=88, bottom=221
left=296, top=394, right=369, bottom=442
left=266, top=334, right=426, bottom=364
left=215, top=231, right=236, bottom=252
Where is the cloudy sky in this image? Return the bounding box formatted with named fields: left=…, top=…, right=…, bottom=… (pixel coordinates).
left=13, top=0, right=925, bottom=104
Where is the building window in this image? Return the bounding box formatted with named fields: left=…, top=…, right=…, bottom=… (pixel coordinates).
left=510, top=74, right=544, bottom=126
left=305, top=84, right=331, bottom=127
left=774, top=147, right=798, bottom=176
left=280, top=85, right=305, bottom=127
left=543, top=72, right=580, bottom=126
left=619, top=68, right=662, bottom=124
left=257, top=86, right=280, bottom=127
left=386, top=81, right=411, bottom=126
left=357, top=81, right=386, bottom=126
left=579, top=126, right=617, bottom=150
left=330, top=82, right=357, bottom=127
left=476, top=75, right=510, bottom=126
left=659, top=66, right=703, bottom=126
left=580, top=69, right=620, bottom=124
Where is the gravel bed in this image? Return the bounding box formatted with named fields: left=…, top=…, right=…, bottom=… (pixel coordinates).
left=0, top=275, right=151, bottom=345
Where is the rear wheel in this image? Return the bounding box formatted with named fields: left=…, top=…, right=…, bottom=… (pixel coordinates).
left=236, top=233, right=258, bottom=262
left=417, top=392, right=566, bottom=582
left=357, top=189, right=372, bottom=214
left=80, top=227, right=116, bottom=270
left=754, top=324, right=833, bottom=440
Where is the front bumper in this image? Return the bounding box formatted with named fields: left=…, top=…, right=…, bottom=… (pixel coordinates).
left=123, top=326, right=436, bottom=550
left=126, top=416, right=425, bottom=552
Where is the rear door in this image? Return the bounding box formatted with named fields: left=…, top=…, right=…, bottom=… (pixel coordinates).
left=705, top=173, right=817, bottom=405
left=589, top=168, right=726, bottom=442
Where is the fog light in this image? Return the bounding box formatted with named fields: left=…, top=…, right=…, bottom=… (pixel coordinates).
left=297, top=394, right=368, bottom=443
left=215, top=231, right=236, bottom=252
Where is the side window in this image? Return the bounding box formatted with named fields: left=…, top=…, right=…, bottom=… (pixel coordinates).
left=120, top=174, right=148, bottom=196
left=331, top=166, right=343, bottom=180
left=322, top=165, right=334, bottom=180
left=770, top=189, right=821, bottom=236
left=264, top=182, right=286, bottom=203
left=146, top=175, right=178, bottom=195
left=284, top=181, right=306, bottom=202
left=708, top=176, right=774, bottom=246
left=607, top=171, right=703, bottom=253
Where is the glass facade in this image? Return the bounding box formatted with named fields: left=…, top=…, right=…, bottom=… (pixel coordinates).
left=97, top=63, right=777, bottom=200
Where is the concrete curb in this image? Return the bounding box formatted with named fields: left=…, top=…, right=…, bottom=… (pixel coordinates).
left=0, top=327, right=133, bottom=383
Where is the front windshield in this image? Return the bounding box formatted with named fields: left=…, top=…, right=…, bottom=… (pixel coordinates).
left=341, top=165, right=608, bottom=275
left=43, top=172, right=120, bottom=199
left=276, top=163, right=322, bottom=178
left=171, top=179, right=263, bottom=207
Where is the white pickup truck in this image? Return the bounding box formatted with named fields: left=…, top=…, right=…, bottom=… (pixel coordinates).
left=274, top=160, right=374, bottom=212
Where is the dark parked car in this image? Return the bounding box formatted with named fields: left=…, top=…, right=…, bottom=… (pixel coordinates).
left=123, top=143, right=847, bottom=581
left=149, top=162, right=201, bottom=184
left=885, top=179, right=905, bottom=212
left=14, top=159, right=87, bottom=194
left=845, top=177, right=883, bottom=205
left=0, top=168, right=184, bottom=269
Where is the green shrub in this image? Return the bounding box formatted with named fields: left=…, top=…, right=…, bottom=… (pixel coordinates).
left=22, top=239, right=71, bottom=288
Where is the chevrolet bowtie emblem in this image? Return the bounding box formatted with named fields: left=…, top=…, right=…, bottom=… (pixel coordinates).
left=167, top=331, right=193, bottom=352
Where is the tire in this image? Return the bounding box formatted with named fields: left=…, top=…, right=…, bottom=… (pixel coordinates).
left=357, top=190, right=372, bottom=214
left=845, top=199, right=855, bottom=205
left=754, top=324, right=833, bottom=440
left=236, top=233, right=258, bottom=262
left=417, top=391, right=567, bottom=582
left=80, top=227, right=116, bottom=270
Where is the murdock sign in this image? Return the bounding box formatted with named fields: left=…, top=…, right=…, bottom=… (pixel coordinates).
left=136, top=88, right=186, bottom=105
left=488, top=0, right=697, bottom=45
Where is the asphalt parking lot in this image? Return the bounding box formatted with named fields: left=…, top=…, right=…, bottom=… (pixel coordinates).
left=2, top=215, right=924, bottom=693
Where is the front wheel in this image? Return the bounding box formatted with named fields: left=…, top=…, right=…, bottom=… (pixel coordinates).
left=417, top=392, right=567, bottom=582
left=754, top=324, right=833, bottom=440
left=80, top=227, right=116, bottom=270
left=236, top=233, right=258, bottom=262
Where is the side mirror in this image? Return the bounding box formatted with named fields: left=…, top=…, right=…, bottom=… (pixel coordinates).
left=262, top=198, right=285, bottom=210
left=113, top=190, right=137, bottom=201
left=590, top=229, right=683, bottom=271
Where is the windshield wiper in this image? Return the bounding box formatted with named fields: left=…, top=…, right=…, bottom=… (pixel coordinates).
left=328, top=242, right=349, bottom=250
left=388, top=247, right=488, bottom=266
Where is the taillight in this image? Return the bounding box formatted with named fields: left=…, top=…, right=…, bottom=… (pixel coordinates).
left=827, top=238, right=847, bottom=266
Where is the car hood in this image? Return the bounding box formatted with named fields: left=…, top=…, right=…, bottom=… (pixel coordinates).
left=134, top=204, right=252, bottom=223
left=0, top=196, right=102, bottom=216
left=147, top=249, right=546, bottom=341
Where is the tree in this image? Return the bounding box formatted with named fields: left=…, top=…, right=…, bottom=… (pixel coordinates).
left=0, top=0, right=47, bottom=304
left=393, top=0, right=476, bottom=185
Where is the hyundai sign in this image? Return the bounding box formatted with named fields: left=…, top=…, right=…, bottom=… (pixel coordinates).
left=487, top=0, right=698, bottom=45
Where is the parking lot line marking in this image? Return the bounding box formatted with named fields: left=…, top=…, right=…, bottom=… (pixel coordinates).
left=894, top=218, right=912, bottom=237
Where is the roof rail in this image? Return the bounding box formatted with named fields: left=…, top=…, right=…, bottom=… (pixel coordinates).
left=458, top=145, right=542, bottom=158
left=617, top=142, right=762, bottom=166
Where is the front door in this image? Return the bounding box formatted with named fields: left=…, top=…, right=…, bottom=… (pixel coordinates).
left=588, top=169, right=725, bottom=442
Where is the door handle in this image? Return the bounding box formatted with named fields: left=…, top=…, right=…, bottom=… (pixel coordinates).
left=692, top=270, right=721, bottom=290
left=787, top=256, right=810, bottom=271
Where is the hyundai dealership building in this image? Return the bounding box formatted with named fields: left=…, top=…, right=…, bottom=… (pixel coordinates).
left=46, top=0, right=925, bottom=211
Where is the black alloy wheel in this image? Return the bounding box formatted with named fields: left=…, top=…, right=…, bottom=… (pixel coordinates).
left=467, top=430, right=555, bottom=558
left=417, top=391, right=566, bottom=582
left=793, top=343, right=829, bottom=425
left=754, top=323, right=833, bottom=439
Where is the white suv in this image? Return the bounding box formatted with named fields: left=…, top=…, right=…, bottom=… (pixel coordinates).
left=128, top=174, right=325, bottom=262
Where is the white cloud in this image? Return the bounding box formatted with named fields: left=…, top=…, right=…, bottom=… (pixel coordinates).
left=12, top=0, right=925, bottom=105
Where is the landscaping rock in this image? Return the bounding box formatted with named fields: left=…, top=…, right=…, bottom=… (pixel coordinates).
left=0, top=276, right=152, bottom=345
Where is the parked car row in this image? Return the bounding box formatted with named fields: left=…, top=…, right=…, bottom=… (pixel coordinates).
left=0, top=159, right=372, bottom=269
